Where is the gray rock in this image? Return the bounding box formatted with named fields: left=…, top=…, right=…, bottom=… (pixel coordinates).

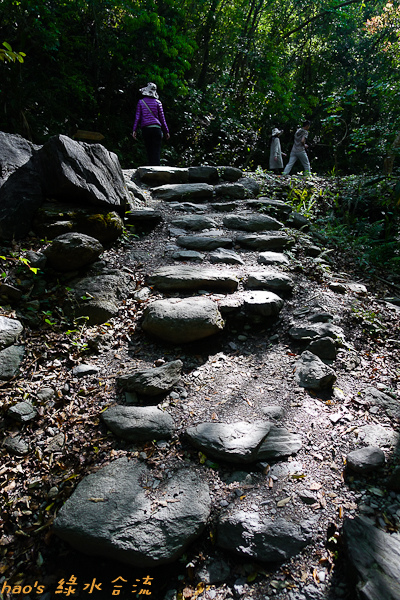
left=261, top=405, right=285, bottom=420
left=38, top=135, right=129, bottom=210
left=236, top=234, right=293, bottom=251
left=177, top=234, right=233, bottom=251
left=241, top=176, right=261, bottom=196
left=215, top=183, right=248, bottom=199
left=210, top=201, right=238, bottom=212
left=306, top=336, right=337, bottom=360
left=287, top=212, right=310, bottom=229
left=209, top=248, right=244, bottom=265
left=362, top=387, right=400, bottom=418
left=269, top=461, right=304, bottom=479
left=242, top=291, right=284, bottom=317
left=289, top=322, right=343, bottom=342
left=101, top=406, right=175, bottom=441
left=171, top=250, right=205, bottom=262
left=4, top=435, right=29, bottom=455
left=223, top=214, right=282, bottom=232
left=246, top=271, right=294, bottom=293
left=256, top=425, right=302, bottom=460
left=346, top=446, right=385, bottom=473
left=170, top=215, right=218, bottom=231
left=142, top=297, right=224, bottom=343
left=0, top=134, right=43, bottom=239
left=137, top=166, right=189, bottom=185
left=72, top=364, right=100, bottom=377
left=0, top=316, right=23, bottom=349
left=343, top=515, right=400, bottom=600
left=0, top=131, right=40, bottom=186
left=73, top=210, right=124, bottom=244
left=54, top=458, right=211, bottom=566
left=217, top=166, right=243, bottom=182
left=65, top=270, right=134, bottom=325
left=246, top=198, right=292, bottom=219
left=186, top=421, right=271, bottom=463
left=258, top=251, right=290, bottom=266
left=197, top=558, right=230, bottom=584
left=357, top=425, right=399, bottom=448
left=188, top=166, right=219, bottom=184
left=152, top=183, right=213, bottom=202
left=294, top=351, right=336, bottom=390
left=147, top=266, right=238, bottom=293
left=0, top=345, right=25, bottom=380
left=298, top=490, right=319, bottom=505
left=8, top=401, right=37, bottom=422
left=117, top=360, right=183, bottom=396
left=308, top=312, right=334, bottom=323
left=44, top=232, right=103, bottom=271
left=217, top=510, right=312, bottom=561
left=36, top=387, right=56, bottom=403
left=169, top=202, right=207, bottom=214
left=45, top=433, right=65, bottom=454
left=125, top=208, right=163, bottom=227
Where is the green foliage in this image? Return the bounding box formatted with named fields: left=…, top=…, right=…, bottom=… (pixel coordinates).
left=0, top=41, right=25, bottom=63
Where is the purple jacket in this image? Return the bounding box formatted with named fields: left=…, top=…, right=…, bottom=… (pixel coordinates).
left=133, top=97, right=169, bottom=135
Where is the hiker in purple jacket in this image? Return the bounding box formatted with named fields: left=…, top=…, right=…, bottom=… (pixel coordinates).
left=132, top=82, right=170, bottom=166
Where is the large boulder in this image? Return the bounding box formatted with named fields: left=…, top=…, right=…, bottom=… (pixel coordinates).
left=0, top=317, right=24, bottom=349
left=0, top=131, right=40, bottom=186
left=223, top=214, right=282, bottom=232
left=37, top=135, right=130, bottom=211
left=343, top=516, right=400, bottom=600
left=142, top=297, right=225, bottom=343
left=54, top=458, right=211, bottom=567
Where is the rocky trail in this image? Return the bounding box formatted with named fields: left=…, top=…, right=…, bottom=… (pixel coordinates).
left=1, top=157, right=400, bottom=600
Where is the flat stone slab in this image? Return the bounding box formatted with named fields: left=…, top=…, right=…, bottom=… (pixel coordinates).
left=258, top=251, right=290, bottom=266
left=210, top=202, right=238, bottom=212
left=188, top=166, right=219, bottom=183
left=125, top=209, right=162, bottom=225
left=169, top=202, right=206, bottom=214
left=223, top=214, right=283, bottom=232
left=137, top=166, right=189, bottom=185
left=117, top=360, right=183, bottom=396
left=294, top=351, right=337, bottom=390
left=54, top=458, right=211, bottom=567
left=256, top=425, right=302, bottom=460
left=142, top=297, right=225, bottom=343
left=152, top=183, right=214, bottom=201
left=217, top=509, right=313, bottom=562
left=0, top=316, right=24, bottom=349
left=245, top=271, right=294, bottom=293
left=185, top=421, right=271, bottom=463
left=170, top=215, right=218, bottom=231
left=147, top=266, right=238, bottom=292
left=343, top=515, right=400, bottom=600
left=209, top=248, right=244, bottom=265
left=236, top=234, right=293, bottom=251
left=101, top=406, right=175, bottom=441
left=346, top=446, right=385, bottom=474
left=177, top=234, right=233, bottom=251
left=242, top=291, right=284, bottom=317
left=289, top=322, right=344, bottom=342
left=171, top=250, right=205, bottom=261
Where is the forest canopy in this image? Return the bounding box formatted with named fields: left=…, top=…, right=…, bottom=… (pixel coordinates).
left=1, top=0, right=400, bottom=173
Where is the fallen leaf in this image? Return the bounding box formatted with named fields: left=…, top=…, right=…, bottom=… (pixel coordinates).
left=277, top=497, right=291, bottom=508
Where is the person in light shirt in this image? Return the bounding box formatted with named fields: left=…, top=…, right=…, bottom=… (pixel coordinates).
left=283, top=120, right=311, bottom=175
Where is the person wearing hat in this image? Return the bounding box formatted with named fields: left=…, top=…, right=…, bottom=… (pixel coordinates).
left=132, top=82, right=170, bottom=166
left=269, top=127, right=286, bottom=172
left=282, top=121, right=311, bottom=175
